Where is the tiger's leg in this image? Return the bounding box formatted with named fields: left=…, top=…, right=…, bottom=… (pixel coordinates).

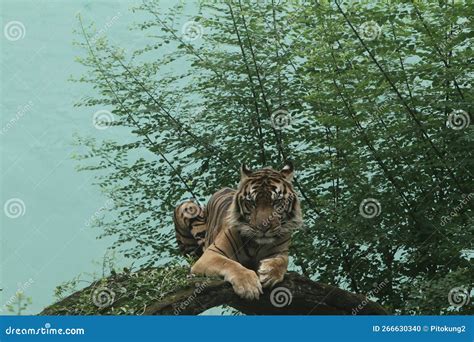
left=191, top=232, right=263, bottom=300
left=257, top=236, right=291, bottom=288
left=173, top=200, right=206, bottom=257
left=257, top=253, right=288, bottom=288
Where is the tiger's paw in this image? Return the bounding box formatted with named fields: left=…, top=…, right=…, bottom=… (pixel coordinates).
left=226, top=268, right=263, bottom=300
left=258, top=258, right=286, bottom=288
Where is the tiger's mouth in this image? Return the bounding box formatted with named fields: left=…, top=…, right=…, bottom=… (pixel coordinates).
left=254, top=236, right=276, bottom=245
left=237, top=223, right=281, bottom=245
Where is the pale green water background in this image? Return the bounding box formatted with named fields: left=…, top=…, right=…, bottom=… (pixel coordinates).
left=0, top=0, right=174, bottom=315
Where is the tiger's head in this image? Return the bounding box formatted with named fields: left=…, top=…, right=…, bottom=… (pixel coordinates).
left=228, top=163, right=303, bottom=245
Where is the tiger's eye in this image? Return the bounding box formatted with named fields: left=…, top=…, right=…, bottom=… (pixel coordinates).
left=273, top=193, right=283, bottom=202
left=243, top=195, right=255, bottom=206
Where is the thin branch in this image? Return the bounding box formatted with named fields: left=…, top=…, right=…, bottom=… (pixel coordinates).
left=231, top=1, right=321, bottom=211
left=410, top=0, right=465, bottom=100
left=79, top=16, right=198, bottom=199
left=330, top=77, right=414, bottom=213
left=109, top=53, right=233, bottom=169
left=334, top=0, right=468, bottom=196
left=227, top=3, right=267, bottom=165
left=142, top=0, right=266, bottom=167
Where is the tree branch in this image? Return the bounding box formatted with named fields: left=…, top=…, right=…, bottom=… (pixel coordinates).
left=39, top=271, right=388, bottom=316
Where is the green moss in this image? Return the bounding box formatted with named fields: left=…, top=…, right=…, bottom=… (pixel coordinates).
left=41, top=263, right=193, bottom=315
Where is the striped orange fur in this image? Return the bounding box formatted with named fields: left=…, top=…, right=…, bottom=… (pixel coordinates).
left=179, top=163, right=303, bottom=300
left=173, top=200, right=206, bottom=257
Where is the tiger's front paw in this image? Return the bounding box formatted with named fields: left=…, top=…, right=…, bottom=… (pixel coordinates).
left=258, top=258, right=286, bottom=288
left=226, top=268, right=263, bottom=300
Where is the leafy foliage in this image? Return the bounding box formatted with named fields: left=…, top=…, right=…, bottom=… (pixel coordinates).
left=44, top=263, right=193, bottom=315
left=72, top=0, right=473, bottom=314
left=6, top=292, right=32, bottom=316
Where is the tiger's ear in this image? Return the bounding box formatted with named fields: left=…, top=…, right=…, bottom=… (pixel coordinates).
left=241, top=164, right=253, bottom=180
left=280, top=162, right=294, bottom=181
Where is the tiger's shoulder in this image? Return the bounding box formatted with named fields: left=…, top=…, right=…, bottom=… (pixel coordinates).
left=203, top=187, right=236, bottom=248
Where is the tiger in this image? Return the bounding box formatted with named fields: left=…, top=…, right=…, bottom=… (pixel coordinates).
left=174, top=163, right=302, bottom=300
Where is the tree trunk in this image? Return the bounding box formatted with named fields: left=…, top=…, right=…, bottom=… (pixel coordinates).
left=40, top=271, right=388, bottom=315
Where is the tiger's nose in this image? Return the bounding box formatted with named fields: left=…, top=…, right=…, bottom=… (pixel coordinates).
left=260, top=223, right=271, bottom=232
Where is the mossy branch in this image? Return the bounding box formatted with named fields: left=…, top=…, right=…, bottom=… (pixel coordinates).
left=39, top=268, right=388, bottom=315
